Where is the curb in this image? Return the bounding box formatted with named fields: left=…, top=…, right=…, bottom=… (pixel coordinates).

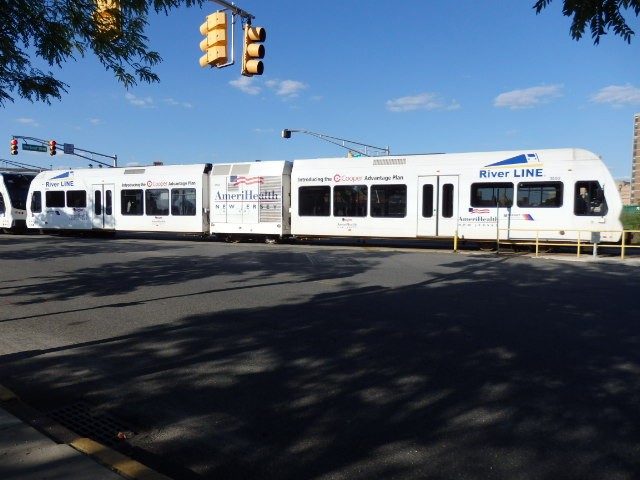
left=71, top=437, right=173, bottom=480
left=0, top=383, right=172, bottom=480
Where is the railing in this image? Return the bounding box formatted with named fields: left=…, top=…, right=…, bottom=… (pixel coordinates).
left=456, top=228, right=640, bottom=260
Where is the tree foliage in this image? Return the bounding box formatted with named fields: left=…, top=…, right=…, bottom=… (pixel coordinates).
left=534, top=0, right=640, bottom=44
left=0, top=0, right=205, bottom=107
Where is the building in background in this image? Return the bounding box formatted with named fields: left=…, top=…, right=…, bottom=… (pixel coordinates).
left=617, top=181, right=631, bottom=205
left=632, top=114, right=640, bottom=205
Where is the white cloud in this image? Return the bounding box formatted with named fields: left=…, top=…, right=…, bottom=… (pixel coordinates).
left=17, top=118, right=38, bottom=127
left=590, top=84, right=640, bottom=107
left=162, top=98, right=193, bottom=108
left=88, top=118, right=102, bottom=125
left=386, top=93, right=460, bottom=112
left=266, top=79, right=308, bottom=99
left=125, top=93, right=155, bottom=108
left=494, top=85, right=563, bottom=109
left=229, top=76, right=262, bottom=95
left=230, top=77, right=309, bottom=101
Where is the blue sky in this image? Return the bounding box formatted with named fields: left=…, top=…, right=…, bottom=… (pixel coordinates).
left=2, top=0, right=639, bottom=180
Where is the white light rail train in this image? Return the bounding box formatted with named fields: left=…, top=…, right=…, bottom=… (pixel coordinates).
left=1, top=171, right=36, bottom=232
left=22, top=148, right=624, bottom=246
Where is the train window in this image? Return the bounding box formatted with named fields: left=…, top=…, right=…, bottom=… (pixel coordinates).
left=31, top=191, right=42, bottom=213
left=0, top=193, right=4, bottom=214
left=574, top=181, right=608, bottom=216
left=334, top=185, right=367, bottom=217
left=3, top=174, right=28, bottom=209
left=299, top=186, right=330, bottom=216
left=66, top=190, right=86, bottom=208
left=94, top=190, right=102, bottom=215
left=171, top=188, right=197, bottom=216
left=46, top=191, right=65, bottom=208
left=370, top=184, right=407, bottom=218
left=517, top=182, right=563, bottom=208
left=471, top=182, right=513, bottom=208
left=122, top=189, right=143, bottom=215
left=442, top=184, right=454, bottom=218
left=422, top=185, right=434, bottom=218
left=106, top=190, right=113, bottom=215
left=146, top=189, right=170, bottom=216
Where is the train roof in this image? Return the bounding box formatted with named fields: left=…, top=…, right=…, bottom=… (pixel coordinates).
left=291, top=147, right=602, bottom=166
left=32, top=163, right=213, bottom=179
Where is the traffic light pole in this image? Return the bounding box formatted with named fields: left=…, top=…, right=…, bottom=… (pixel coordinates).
left=281, top=129, right=391, bottom=157
left=10, top=136, right=118, bottom=167
left=209, top=0, right=255, bottom=23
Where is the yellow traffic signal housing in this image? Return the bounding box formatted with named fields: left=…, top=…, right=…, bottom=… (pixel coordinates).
left=94, top=0, right=121, bottom=39
left=242, top=25, right=266, bottom=77
left=199, top=11, right=229, bottom=68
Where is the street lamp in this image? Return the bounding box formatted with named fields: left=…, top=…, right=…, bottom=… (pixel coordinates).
left=282, top=129, right=390, bottom=157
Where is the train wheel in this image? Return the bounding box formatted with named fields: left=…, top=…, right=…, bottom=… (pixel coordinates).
left=478, top=242, right=497, bottom=251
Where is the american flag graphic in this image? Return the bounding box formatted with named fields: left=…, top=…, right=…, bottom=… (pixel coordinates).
left=469, top=208, right=490, bottom=214
left=230, top=176, right=264, bottom=186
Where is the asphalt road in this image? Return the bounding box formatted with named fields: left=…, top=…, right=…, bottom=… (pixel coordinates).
left=1, top=233, right=639, bottom=479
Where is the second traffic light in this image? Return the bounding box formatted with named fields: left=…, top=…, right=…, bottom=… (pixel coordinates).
left=10, top=139, right=18, bottom=155
left=49, top=140, right=57, bottom=156
left=199, top=11, right=229, bottom=68
left=242, top=24, right=266, bottom=77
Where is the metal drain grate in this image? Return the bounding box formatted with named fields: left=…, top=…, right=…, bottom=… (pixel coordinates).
left=47, top=401, right=135, bottom=447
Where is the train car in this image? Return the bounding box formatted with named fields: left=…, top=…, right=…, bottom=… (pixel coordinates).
left=0, top=171, right=36, bottom=232
left=26, top=164, right=211, bottom=234
left=209, top=161, right=292, bottom=240
left=290, top=148, right=623, bottom=244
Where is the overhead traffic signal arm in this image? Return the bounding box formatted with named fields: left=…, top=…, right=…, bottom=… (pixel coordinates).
left=242, top=25, right=266, bottom=77
left=199, top=11, right=229, bottom=68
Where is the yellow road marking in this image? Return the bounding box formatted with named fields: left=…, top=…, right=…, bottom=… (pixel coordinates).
left=71, top=437, right=173, bottom=480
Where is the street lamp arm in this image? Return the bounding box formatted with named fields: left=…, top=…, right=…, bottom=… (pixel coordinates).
left=282, top=129, right=390, bottom=157
left=1, top=158, right=46, bottom=171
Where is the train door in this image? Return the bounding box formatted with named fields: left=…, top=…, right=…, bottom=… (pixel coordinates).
left=92, top=184, right=115, bottom=230
left=417, top=176, right=459, bottom=237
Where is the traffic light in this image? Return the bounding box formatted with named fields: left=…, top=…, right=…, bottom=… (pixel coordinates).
left=94, top=0, right=121, bottom=38
left=199, top=11, right=228, bottom=68
left=49, top=140, right=57, bottom=156
left=241, top=24, right=266, bottom=77
left=10, top=139, right=18, bottom=155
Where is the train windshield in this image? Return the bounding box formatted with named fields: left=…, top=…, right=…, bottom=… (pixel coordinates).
left=574, top=181, right=608, bottom=216
left=2, top=174, right=34, bottom=210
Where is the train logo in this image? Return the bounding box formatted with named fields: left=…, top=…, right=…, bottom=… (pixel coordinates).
left=46, top=170, right=75, bottom=188
left=479, top=153, right=543, bottom=179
